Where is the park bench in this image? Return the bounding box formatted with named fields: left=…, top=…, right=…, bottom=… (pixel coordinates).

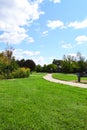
left=77, top=72, right=87, bottom=82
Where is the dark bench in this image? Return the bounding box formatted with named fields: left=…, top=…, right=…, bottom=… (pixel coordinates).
left=77, top=72, right=87, bottom=82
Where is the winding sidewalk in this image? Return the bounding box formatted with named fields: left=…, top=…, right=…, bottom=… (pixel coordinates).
left=43, top=74, right=87, bottom=88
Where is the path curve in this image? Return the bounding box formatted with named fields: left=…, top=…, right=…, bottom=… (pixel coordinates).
left=43, top=74, right=87, bottom=88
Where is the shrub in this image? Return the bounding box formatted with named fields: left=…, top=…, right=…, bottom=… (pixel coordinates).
left=0, top=68, right=30, bottom=79
left=0, top=73, right=5, bottom=79
left=12, top=68, right=30, bottom=78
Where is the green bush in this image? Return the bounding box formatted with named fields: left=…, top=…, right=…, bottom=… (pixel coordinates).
left=0, top=68, right=30, bottom=79
left=0, top=73, right=5, bottom=79
left=12, top=68, right=30, bottom=78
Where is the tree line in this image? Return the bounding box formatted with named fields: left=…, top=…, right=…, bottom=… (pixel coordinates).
left=0, top=49, right=87, bottom=79
left=35, top=52, right=87, bottom=73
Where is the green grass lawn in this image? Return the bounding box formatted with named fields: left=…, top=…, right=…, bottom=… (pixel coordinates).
left=52, top=73, right=87, bottom=83
left=0, top=73, right=87, bottom=130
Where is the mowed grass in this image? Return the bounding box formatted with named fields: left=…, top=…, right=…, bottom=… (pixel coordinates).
left=52, top=73, right=87, bottom=82
left=0, top=73, right=87, bottom=130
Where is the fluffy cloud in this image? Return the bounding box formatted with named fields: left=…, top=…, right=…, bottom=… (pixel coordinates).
left=47, top=20, right=64, bottom=29
left=13, top=49, right=47, bottom=65
left=47, top=18, right=87, bottom=30
left=68, top=19, right=87, bottom=29
left=0, top=32, right=28, bottom=44
left=0, top=0, right=44, bottom=44
left=34, top=56, right=47, bottom=65
left=75, top=35, right=87, bottom=44
left=62, top=43, right=73, bottom=49
left=49, top=0, right=61, bottom=3
left=13, top=49, right=40, bottom=59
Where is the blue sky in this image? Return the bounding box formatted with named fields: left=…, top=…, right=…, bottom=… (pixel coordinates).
left=0, top=0, right=87, bottom=65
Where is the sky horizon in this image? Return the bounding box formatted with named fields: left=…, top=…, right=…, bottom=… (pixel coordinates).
left=0, top=0, right=87, bottom=65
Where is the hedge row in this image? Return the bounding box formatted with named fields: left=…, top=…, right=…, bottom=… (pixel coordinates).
left=0, top=68, right=30, bottom=79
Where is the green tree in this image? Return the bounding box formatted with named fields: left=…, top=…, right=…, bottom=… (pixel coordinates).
left=46, top=64, right=57, bottom=73
left=0, top=50, right=18, bottom=79
left=17, top=59, right=36, bottom=72
left=42, top=64, right=47, bottom=72
left=62, top=55, right=77, bottom=73
left=16, top=59, right=25, bottom=68
left=25, top=59, right=36, bottom=71
left=52, top=59, right=62, bottom=72
left=35, top=64, right=42, bottom=72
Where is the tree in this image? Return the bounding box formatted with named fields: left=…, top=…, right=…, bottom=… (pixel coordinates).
left=61, top=52, right=87, bottom=73
left=46, top=64, right=57, bottom=73
left=17, top=59, right=36, bottom=72
left=16, top=59, right=25, bottom=68
left=62, top=55, right=77, bottom=73
left=25, top=59, right=36, bottom=71
left=52, top=59, right=62, bottom=72
left=35, top=64, right=42, bottom=72
left=42, top=64, right=47, bottom=72
left=0, top=50, right=18, bottom=79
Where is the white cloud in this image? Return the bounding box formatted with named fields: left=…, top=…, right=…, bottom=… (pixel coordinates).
left=0, top=32, right=28, bottom=44
left=47, top=20, right=64, bottom=29
left=62, top=43, right=73, bottom=49
left=34, top=56, right=47, bottom=66
left=49, top=0, right=61, bottom=3
left=0, top=0, right=44, bottom=44
left=68, top=19, right=87, bottom=29
left=13, top=49, right=40, bottom=60
left=1, top=48, right=46, bottom=65
left=75, top=35, right=87, bottom=44
left=42, top=30, right=48, bottom=36
left=28, top=37, right=34, bottom=43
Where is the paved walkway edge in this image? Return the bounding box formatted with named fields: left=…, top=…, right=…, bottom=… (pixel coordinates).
left=43, top=74, right=87, bottom=88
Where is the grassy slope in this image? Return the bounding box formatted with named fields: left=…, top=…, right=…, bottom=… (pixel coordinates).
left=0, top=73, right=87, bottom=130
left=52, top=73, right=87, bottom=82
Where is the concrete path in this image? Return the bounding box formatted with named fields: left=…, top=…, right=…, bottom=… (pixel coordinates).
left=43, top=74, right=87, bottom=88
